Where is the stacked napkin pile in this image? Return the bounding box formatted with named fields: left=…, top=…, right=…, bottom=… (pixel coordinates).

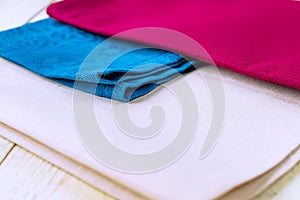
left=0, top=0, right=300, bottom=199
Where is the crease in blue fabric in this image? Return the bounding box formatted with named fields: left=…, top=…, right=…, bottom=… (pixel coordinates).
left=0, top=18, right=197, bottom=102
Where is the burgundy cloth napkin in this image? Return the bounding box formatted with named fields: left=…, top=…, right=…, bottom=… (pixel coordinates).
left=47, top=0, right=300, bottom=90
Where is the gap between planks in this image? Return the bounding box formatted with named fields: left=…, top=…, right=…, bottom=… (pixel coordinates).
left=0, top=136, right=15, bottom=164
left=0, top=144, right=116, bottom=200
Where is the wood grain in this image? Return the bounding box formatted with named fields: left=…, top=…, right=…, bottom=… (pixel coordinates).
left=0, top=121, right=144, bottom=200
left=0, top=0, right=51, bottom=31
left=255, top=161, right=300, bottom=200
left=0, top=146, right=116, bottom=200
left=0, top=136, right=14, bottom=163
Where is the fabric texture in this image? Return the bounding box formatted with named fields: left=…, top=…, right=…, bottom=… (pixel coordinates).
left=47, top=0, right=300, bottom=91
left=0, top=18, right=195, bottom=102
left=1, top=56, right=300, bottom=200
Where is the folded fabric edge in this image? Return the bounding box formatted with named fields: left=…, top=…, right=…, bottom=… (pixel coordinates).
left=0, top=121, right=150, bottom=200
left=0, top=18, right=199, bottom=102
left=218, top=146, right=300, bottom=200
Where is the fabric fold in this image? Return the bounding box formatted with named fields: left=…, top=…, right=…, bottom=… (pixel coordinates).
left=0, top=18, right=196, bottom=102
left=1, top=56, right=300, bottom=200
left=47, top=0, right=300, bottom=91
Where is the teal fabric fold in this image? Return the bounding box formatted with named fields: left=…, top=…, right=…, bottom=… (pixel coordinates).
left=0, top=19, right=196, bottom=101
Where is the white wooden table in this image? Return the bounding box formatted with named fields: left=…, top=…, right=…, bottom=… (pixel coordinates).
left=0, top=135, right=116, bottom=200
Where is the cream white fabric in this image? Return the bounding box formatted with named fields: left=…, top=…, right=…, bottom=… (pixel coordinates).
left=0, top=57, right=300, bottom=199
left=221, top=147, right=300, bottom=199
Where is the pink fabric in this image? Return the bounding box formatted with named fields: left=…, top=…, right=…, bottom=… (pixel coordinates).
left=47, top=0, right=300, bottom=90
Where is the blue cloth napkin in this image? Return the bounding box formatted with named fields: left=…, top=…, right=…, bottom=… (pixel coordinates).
left=0, top=19, right=195, bottom=102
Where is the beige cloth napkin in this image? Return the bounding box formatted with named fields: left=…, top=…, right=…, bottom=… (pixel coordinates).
left=0, top=57, right=299, bottom=199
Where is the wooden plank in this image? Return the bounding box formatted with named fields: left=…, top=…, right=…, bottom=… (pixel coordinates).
left=30, top=0, right=62, bottom=22
left=0, top=146, right=116, bottom=200
left=0, top=0, right=52, bottom=31
left=30, top=8, right=49, bottom=23
left=0, top=136, right=14, bottom=163
left=0, top=122, right=144, bottom=200
left=255, top=161, right=300, bottom=200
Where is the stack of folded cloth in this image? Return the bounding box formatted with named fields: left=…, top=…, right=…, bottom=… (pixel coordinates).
left=1, top=0, right=300, bottom=199
left=1, top=0, right=300, bottom=102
